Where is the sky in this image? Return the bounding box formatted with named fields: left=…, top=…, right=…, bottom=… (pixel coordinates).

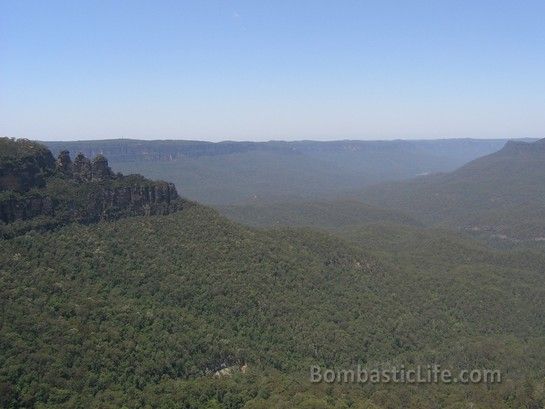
left=1, top=1, right=545, bottom=142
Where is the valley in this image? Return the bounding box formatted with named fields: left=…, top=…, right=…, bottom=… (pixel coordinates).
left=2, top=138, right=545, bottom=408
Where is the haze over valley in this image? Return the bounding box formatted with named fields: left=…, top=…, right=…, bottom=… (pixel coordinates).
left=2, top=1, right=545, bottom=408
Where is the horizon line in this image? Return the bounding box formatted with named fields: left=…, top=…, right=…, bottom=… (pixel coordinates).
left=34, top=136, right=539, bottom=144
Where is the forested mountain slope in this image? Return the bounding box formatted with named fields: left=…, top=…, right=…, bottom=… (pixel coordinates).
left=359, top=138, right=545, bottom=241
left=2, top=202, right=545, bottom=407
left=218, top=199, right=420, bottom=229
left=44, top=138, right=519, bottom=205
left=2, top=138, right=545, bottom=408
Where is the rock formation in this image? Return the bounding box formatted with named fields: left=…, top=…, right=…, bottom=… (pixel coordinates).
left=55, top=150, right=72, bottom=174
left=91, top=154, right=114, bottom=180
left=0, top=138, right=185, bottom=235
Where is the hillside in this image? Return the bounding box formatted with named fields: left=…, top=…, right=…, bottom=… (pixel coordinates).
left=218, top=199, right=420, bottom=230
left=359, top=138, right=545, bottom=241
left=3, top=138, right=545, bottom=408
left=44, top=138, right=518, bottom=205
left=0, top=138, right=183, bottom=237
left=0, top=156, right=545, bottom=408
left=2, top=203, right=545, bottom=408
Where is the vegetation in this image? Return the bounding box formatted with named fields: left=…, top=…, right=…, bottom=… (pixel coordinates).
left=2, top=204, right=545, bottom=408
left=2, top=137, right=545, bottom=408
left=218, top=199, right=419, bottom=229
left=0, top=138, right=55, bottom=192
left=44, top=139, right=515, bottom=205
left=359, top=138, right=545, bottom=241
left=0, top=138, right=182, bottom=238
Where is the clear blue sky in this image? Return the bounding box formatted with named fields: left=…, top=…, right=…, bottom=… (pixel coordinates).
left=1, top=1, right=545, bottom=141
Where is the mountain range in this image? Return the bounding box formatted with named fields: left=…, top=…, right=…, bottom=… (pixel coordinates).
left=358, top=138, right=545, bottom=241
left=2, top=137, right=545, bottom=408
left=44, top=138, right=525, bottom=205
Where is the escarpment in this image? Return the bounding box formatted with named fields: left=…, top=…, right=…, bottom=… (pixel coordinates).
left=0, top=138, right=185, bottom=236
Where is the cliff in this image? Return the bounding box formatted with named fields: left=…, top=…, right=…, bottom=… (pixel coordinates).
left=0, top=138, right=185, bottom=236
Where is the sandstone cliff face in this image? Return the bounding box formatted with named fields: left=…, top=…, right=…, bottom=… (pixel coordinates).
left=0, top=139, right=184, bottom=234
left=0, top=195, right=55, bottom=223
left=78, top=181, right=181, bottom=222
left=0, top=182, right=180, bottom=224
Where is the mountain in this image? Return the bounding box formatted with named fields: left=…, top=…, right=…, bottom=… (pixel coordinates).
left=43, top=138, right=523, bottom=205
left=359, top=138, right=545, bottom=241
left=3, top=138, right=545, bottom=408
left=2, top=198, right=545, bottom=408
left=0, top=138, right=183, bottom=238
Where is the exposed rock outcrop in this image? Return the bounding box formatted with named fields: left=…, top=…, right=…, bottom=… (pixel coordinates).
left=72, top=153, right=92, bottom=181
left=56, top=150, right=72, bottom=174
left=0, top=139, right=185, bottom=235
left=57, top=151, right=115, bottom=181
left=0, top=181, right=181, bottom=224
left=91, top=154, right=114, bottom=180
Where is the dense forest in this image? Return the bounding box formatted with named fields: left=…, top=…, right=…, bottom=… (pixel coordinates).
left=2, top=203, right=545, bottom=408
left=357, top=138, right=545, bottom=241
left=214, top=138, right=545, bottom=245
left=44, top=139, right=518, bottom=205
left=2, top=139, right=545, bottom=408
left=218, top=200, right=420, bottom=230
left=5, top=0, right=545, bottom=406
